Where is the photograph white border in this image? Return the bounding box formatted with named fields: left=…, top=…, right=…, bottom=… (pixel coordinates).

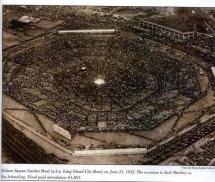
left=1, top=1, right=215, bottom=182
left=1, top=0, right=215, bottom=7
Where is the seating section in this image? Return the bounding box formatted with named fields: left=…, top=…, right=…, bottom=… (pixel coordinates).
left=3, top=32, right=202, bottom=132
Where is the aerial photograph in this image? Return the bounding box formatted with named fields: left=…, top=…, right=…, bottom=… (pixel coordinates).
left=2, top=5, right=215, bottom=165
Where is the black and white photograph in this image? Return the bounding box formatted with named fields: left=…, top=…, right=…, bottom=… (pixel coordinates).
left=2, top=5, right=215, bottom=168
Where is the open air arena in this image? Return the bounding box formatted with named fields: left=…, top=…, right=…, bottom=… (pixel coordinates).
left=2, top=6, right=215, bottom=165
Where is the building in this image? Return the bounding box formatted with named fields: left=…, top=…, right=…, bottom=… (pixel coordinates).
left=134, top=18, right=195, bottom=40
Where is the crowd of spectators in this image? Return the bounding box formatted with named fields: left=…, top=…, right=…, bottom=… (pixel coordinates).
left=3, top=22, right=205, bottom=133
left=141, top=117, right=215, bottom=165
